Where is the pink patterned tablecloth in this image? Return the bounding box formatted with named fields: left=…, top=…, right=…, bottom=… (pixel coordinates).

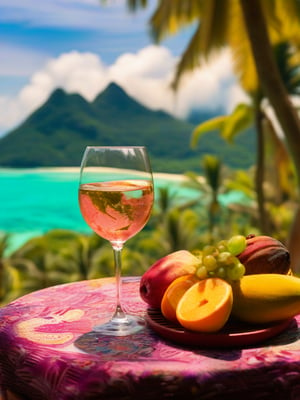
left=1, top=277, right=300, bottom=400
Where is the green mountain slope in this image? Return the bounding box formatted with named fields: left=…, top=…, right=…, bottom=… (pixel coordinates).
left=0, top=83, right=256, bottom=172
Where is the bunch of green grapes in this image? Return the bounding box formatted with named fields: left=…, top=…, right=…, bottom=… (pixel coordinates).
left=194, top=235, right=247, bottom=282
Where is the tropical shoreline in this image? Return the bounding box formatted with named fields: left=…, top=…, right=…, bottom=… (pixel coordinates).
left=0, top=166, right=193, bottom=182
left=0, top=167, right=207, bottom=254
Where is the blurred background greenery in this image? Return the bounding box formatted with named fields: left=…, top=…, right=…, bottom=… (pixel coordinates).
left=1, top=0, right=300, bottom=304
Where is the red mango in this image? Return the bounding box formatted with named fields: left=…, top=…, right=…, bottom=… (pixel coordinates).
left=139, top=250, right=200, bottom=308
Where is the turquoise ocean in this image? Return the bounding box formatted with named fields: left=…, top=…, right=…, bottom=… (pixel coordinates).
left=0, top=168, right=247, bottom=253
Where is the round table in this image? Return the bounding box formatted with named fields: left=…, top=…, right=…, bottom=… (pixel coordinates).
left=1, top=277, right=300, bottom=400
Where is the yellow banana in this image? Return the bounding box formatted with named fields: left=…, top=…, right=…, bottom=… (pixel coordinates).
left=231, top=273, right=300, bottom=324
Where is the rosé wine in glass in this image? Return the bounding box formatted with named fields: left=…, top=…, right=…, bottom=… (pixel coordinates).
left=78, top=146, right=154, bottom=337
left=79, top=180, right=153, bottom=246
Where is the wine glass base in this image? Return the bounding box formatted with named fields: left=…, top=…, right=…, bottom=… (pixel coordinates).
left=92, top=314, right=146, bottom=337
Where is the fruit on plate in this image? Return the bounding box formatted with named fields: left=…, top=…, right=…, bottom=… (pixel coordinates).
left=176, top=278, right=233, bottom=332
left=140, top=235, right=248, bottom=309
left=237, top=234, right=290, bottom=275
left=231, top=273, right=300, bottom=324
left=140, top=250, right=201, bottom=308
left=161, top=274, right=199, bottom=323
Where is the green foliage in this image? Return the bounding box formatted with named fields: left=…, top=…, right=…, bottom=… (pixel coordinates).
left=191, top=104, right=254, bottom=149
left=1, top=167, right=296, bottom=305
left=191, top=116, right=227, bottom=148
left=202, top=155, right=221, bottom=193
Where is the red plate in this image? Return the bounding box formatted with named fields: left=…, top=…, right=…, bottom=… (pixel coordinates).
left=146, top=308, right=293, bottom=348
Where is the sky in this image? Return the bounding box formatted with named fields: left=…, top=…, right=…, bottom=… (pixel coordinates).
left=0, top=0, right=248, bottom=137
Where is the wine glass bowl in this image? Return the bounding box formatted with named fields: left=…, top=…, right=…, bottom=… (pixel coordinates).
left=78, top=146, right=154, bottom=336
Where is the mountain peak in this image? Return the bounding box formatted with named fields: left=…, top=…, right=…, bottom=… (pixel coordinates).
left=102, top=82, right=127, bottom=97
left=48, top=87, right=68, bottom=101
left=46, top=88, right=88, bottom=107
left=92, top=82, right=153, bottom=121
left=93, top=82, right=134, bottom=107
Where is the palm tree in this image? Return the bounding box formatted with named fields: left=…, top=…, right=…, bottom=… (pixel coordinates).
left=185, top=155, right=223, bottom=241
left=202, top=155, right=221, bottom=239
left=125, top=0, right=300, bottom=271
left=153, top=207, right=202, bottom=253
left=239, top=0, right=300, bottom=271
left=147, top=184, right=203, bottom=253
left=191, top=41, right=300, bottom=236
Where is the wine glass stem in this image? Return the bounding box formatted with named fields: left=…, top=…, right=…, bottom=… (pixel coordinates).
left=112, top=245, right=126, bottom=319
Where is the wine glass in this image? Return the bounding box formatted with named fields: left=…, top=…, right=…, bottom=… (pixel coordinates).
left=78, top=146, right=154, bottom=336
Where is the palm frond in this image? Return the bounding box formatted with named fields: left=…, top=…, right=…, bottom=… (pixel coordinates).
left=222, top=103, right=253, bottom=142
left=227, top=0, right=259, bottom=92
left=261, top=0, right=282, bottom=36
left=198, top=0, right=231, bottom=54
left=190, top=115, right=227, bottom=148
left=0, top=233, right=10, bottom=257
left=171, top=0, right=231, bottom=88
left=150, top=0, right=201, bottom=42
left=273, top=42, right=300, bottom=95
left=275, top=0, right=300, bottom=43
left=171, top=23, right=202, bottom=89
left=126, top=0, right=148, bottom=11
left=224, top=169, right=256, bottom=200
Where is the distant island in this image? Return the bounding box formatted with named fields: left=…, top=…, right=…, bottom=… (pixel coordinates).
left=0, top=83, right=256, bottom=173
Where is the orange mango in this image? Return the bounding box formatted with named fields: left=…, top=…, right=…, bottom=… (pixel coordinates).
left=176, top=278, right=233, bottom=333
left=161, top=274, right=199, bottom=323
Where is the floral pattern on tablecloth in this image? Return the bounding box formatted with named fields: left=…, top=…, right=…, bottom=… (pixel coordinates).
left=1, top=277, right=300, bottom=399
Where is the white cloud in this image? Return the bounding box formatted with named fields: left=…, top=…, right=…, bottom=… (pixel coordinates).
left=108, top=46, right=246, bottom=117
left=173, top=50, right=248, bottom=116
left=0, top=46, right=246, bottom=136
left=108, top=46, right=176, bottom=114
